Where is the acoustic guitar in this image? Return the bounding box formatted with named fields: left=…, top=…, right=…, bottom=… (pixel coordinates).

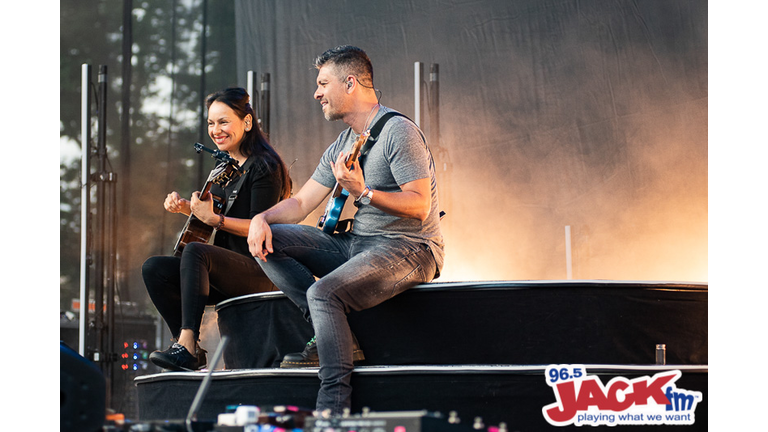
left=173, top=160, right=243, bottom=256
left=316, top=130, right=371, bottom=234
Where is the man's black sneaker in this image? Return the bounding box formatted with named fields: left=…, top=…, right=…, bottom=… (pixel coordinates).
left=149, top=343, right=208, bottom=372
left=279, top=334, right=365, bottom=368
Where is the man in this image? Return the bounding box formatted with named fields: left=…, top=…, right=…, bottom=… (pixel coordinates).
left=247, top=45, right=444, bottom=415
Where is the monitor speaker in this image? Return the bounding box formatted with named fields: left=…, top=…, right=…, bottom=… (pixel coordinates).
left=60, top=341, right=105, bottom=432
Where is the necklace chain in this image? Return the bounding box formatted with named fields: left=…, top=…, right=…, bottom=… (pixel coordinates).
left=362, top=103, right=380, bottom=134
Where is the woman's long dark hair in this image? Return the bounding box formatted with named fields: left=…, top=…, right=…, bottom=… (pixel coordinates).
left=206, top=87, right=292, bottom=199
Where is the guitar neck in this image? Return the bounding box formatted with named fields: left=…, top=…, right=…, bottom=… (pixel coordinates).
left=174, top=160, right=240, bottom=255
left=197, top=180, right=225, bottom=214
left=329, top=182, right=345, bottom=199
left=347, top=130, right=369, bottom=167
left=323, top=130, right=371, bottom=201
left=200, top=179, right=215, bottom=196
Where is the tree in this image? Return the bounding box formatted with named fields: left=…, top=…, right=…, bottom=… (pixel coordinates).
left=60, top=0, right=236, bottom=313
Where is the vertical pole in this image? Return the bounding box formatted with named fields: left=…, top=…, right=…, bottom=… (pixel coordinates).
left=197, top=0, right=208, bottom=187
left=95, top=65, right=118, bottom=407
left=247, top=70, right=257, bottom=132
left=427, top=63, right=451, bottom=221
left=260, top=73, right=270, bottom=135
left=82, top=64, right=118, bottom=408
left=104, top=172, right=117, bottom=409
left=414, top=62, right=423, bottom=126
left=94, top=66, right=108, bottom=368
left=428, top=64, right=440, bottom=147
left=79, top=64, right=92, bottom=357
left=246, top=70, right=255, bottom=111
left=565, top=226, right=573, bottom=280
left=119, top=0, right=133, bottom=300
left=159, top=0, right=178, bottom=255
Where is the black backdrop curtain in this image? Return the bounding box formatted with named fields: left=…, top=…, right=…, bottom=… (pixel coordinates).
left=232, top=0, right=707, bottom=282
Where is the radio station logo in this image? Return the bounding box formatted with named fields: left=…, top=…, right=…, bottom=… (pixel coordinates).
left=542, top=365, right=702, bottom=427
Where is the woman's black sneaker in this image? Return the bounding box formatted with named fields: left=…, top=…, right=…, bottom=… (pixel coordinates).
left=149, top=343, right=207, bottom=372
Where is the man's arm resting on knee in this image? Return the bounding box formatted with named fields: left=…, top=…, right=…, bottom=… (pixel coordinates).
left=248, top=179, right=330, bottom=260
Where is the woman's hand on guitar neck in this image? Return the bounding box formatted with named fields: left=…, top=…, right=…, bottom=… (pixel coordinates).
left=164, top=191, right=191, bottom=216
left=190, top=191, right=218, bottom=226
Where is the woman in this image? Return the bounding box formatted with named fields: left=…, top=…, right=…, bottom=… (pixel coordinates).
left=143, top=87, right=291, bottom=371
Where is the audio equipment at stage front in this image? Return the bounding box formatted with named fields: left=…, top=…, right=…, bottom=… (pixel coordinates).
left=214, top=405, right=311, bottom=431
left=106, top=407, right=509, bottom=432
left=211, top=406, right=509, bottom=432
left=302, top=409, right=503, bottom=432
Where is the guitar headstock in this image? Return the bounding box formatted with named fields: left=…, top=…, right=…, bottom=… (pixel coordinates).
left=208, top=160, right=244, bottom=187
left=345, top=130, right=371, bottom=169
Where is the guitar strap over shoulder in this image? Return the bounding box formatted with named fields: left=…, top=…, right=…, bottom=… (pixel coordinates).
left=223, top=157, right=254, bottom=216
left=363, top=110, right=433, bottom=168
left=358, top=111, right=406, bottom=159
left=332, top=112, right=412, bottom=234
left=330, top=112, right=404, bottom=234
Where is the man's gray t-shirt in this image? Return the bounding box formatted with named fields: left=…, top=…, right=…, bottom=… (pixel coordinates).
left=311, top=106, right=445, bottom=273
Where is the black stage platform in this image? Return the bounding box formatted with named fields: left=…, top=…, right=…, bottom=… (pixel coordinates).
left=135, top=280, right=708, bottom=431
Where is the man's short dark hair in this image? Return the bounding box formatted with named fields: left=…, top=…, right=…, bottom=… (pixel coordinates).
left=314, top=45, right=374, bottom=88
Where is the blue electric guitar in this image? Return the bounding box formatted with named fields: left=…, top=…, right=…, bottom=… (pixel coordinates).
left=317, top=129, right=371, bottom=233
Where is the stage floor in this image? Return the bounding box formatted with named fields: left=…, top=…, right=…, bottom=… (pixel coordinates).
left=135, top=364, right=708, bottom=430
left=135, top=280, right=708, bottom=431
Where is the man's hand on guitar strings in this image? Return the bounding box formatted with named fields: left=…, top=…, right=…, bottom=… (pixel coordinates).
left=331, top=151, right=365, bottom=198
